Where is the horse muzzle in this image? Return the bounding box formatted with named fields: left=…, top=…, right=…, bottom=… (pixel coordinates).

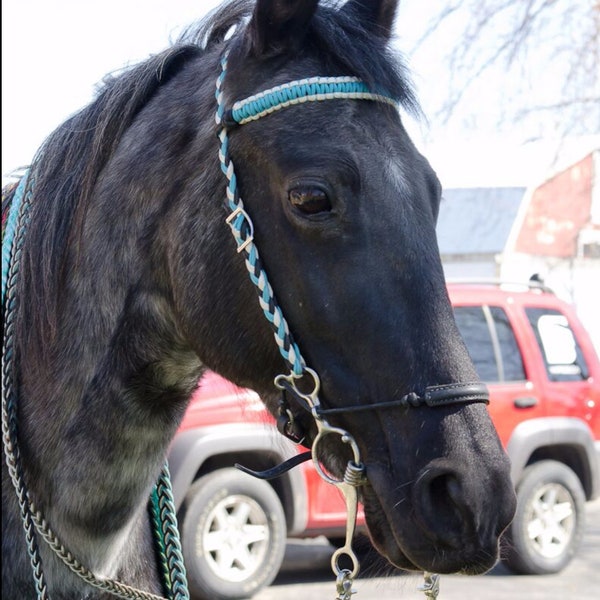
left=362, top=437, right=516, bottom=575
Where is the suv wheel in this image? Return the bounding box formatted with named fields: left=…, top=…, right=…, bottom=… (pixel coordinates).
left=503, top=460, right=586, bottom=575
left=179, top=468, right=287, bottom=600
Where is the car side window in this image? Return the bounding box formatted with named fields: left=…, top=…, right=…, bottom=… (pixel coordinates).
left=489, top=307, right=526, bottom=381
left=454, top=305, right=525, bottom=383
left=525, top=308, right=589, bottom=382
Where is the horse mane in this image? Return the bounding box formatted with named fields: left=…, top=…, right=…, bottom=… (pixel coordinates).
left=18, top=9, right=230, bottom=349
left=18, top=0, right=419, bottom=352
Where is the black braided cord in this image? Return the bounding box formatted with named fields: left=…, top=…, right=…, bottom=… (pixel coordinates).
left=2, top=178, right=50, bottom=599
left=2, top=176, right=186, bottom=599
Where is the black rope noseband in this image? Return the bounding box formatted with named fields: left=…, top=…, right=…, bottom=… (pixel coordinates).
left=278, top=378, right=488, bottom=417
left=317, top=382, right=489, bottom=415
left=237, top=381, right=489, bottom=480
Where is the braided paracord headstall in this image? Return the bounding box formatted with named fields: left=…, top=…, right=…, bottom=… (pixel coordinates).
left=212, top=52, right=500, bottom=599
left=214, top=52, right=398, bottom=380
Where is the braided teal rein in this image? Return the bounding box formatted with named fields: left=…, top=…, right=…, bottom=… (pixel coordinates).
left=2, top=174, right=189, bottom=600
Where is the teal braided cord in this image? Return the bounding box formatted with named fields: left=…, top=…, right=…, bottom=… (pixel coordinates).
left=2, top=172, right=29, bottom=306
left=2, top=174, right=50, bottom=599
left=150, top=464, right=189, bottom=600
left=215, top=54, right=305, bottom=376
left=231, top=76, right=397, bottom=124
left=150, top=489, right=171, bottom=597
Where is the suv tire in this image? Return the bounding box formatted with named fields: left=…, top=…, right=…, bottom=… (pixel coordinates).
left=503, top=460, right=586, bottom=575
left=179, top=468, right=287, bottom=600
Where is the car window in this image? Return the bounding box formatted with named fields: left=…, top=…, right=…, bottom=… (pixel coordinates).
left=489, top=307, right=526, bottom=381
left=454, top=306, right=525, bottom=383
left=525, top=307, right=589, bottom=381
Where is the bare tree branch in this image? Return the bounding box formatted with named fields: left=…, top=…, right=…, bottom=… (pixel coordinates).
left=410, top=0, right=600, bottom=139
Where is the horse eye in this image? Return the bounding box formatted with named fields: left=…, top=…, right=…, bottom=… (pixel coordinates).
left=288, top=187, right=332, bottom=215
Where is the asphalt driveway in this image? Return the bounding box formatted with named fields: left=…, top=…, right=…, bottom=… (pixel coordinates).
left=255, top=498, right=600, bottom=600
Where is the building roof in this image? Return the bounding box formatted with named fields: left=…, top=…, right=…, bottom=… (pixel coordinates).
left=437, top=187, right=525, bottom=255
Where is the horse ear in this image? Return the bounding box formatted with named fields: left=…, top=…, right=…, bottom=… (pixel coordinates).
left=248, top=0, right=320, bottom=56
left=343, top=0, right=399, bottom=39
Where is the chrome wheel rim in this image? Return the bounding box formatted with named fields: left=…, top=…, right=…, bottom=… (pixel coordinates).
left=524, top=482, right=575, bottom=559
left=199, top=494, right=270, bottom=582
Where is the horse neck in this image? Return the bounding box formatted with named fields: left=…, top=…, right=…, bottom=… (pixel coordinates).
left=14, top=212, right=204, bottom=580
left=11, top=46, right=223, bottom=570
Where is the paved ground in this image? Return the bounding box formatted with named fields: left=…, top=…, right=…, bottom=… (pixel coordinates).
left=255, top=498, right=600, bottom=600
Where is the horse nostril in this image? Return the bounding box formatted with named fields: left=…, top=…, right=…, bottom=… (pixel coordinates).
left=432, top=472, right=467, bottom=512
left=414, top=468, right=471, bottom=547
left=445, top=474, right=464, bottom=506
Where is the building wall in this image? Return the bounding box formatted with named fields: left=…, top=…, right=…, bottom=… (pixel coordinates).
left=500, top=150, right=600, bottom=353
left=513, top=153, right=593, bottom=257
left=440, top=150, right=600, bottom=353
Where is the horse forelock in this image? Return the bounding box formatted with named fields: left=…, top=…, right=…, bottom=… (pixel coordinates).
left=309, top=3, right=420, bottom=115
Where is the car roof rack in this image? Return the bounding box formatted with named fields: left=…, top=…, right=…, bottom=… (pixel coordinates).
left=446, top=277, right=555, bottom=294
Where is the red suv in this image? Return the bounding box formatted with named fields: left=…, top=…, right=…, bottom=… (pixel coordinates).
left=168, top=281, right=600, bottom=600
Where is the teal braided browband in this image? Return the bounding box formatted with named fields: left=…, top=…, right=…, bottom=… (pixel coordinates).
left=229, top=76, right=398, bottom=124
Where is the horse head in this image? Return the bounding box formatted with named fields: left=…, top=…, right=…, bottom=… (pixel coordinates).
left=179, top=0, right=517, bottom=576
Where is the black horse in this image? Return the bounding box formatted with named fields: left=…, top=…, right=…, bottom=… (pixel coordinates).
left=2, top=0, right=515, bottom=598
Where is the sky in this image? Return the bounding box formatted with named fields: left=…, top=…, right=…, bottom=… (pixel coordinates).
left=2, top=0, right=598, bottom=188
left=2, top=0, right=221, bottom=179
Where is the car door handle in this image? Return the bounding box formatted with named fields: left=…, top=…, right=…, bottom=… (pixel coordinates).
left=513, top=396, right=538, bottom=408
